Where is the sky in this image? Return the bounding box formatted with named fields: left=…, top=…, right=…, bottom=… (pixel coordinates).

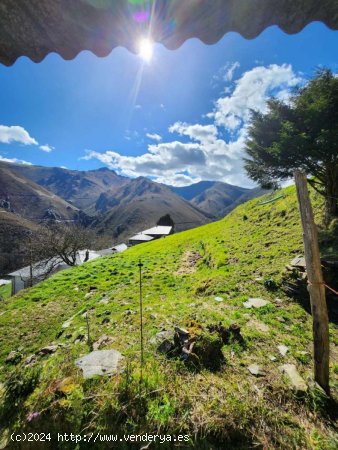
left=0, top=22, right=338, bottom=187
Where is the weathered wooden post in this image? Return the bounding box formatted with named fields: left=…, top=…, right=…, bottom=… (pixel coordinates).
left=294, top=170, right=330, bottom=394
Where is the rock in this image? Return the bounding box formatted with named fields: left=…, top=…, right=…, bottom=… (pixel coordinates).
left=174, top=327, right=189, bottom=336
left=74, top=287, right=79, bottom=291
left=101, top=318, right=110, bottom=324
left=290, top=256, right=306, bottom=269
left=149, top=330, right=174, bottom=344
left=93, top=334, right=115, bottom=351
left=279, top=364, right=308, bottom=393
left=75, top=349, right=124, bottom=379
left=74, top=334, right=87, bottom=344
left=215, top=296, right=224, bottom=302
left=248, top=364, right=265, bottom=377
left=24, top=354, right=37, bottom=366
left=277, top=345, right=289, bottom=357
left=84, top=293, right=92, bottom=299
left=62, top=320, right=72, bottom=329
left=98, top=298, right=109, bottom=305
left=277, top=317, right=286, bottom=323
left=157, top=339, right=174, bottom=354
left=37, top=345, right=58, bottom=356
left=246, top=319, right=270, bottom=333
left=150, top=313, right=157, bottom=320
left=5, top=351, right=22, bottom=364
left=243, top=298, right=270, bottom=309
left=269, top=355, right=277, bottom=361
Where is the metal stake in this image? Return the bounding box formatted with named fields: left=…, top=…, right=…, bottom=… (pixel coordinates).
left=138, top=259, right=144, bottom=384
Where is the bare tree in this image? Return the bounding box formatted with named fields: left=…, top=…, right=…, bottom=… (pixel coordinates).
left=21, top=224, right=95, bottom=287
left=41, top=223, right=95, bottom=266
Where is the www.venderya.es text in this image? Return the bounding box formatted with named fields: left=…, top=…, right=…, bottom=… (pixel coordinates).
left=11, top=432, right=190, bottom=444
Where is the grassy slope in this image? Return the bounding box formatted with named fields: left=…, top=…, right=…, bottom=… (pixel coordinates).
left=0, top=186, right=337, bottom=449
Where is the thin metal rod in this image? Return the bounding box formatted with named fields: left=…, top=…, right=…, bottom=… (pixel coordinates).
left=138, top=260, right=144, bottom=383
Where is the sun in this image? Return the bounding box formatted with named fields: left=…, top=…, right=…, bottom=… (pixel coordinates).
left=138, top=38, right=154, bottom=63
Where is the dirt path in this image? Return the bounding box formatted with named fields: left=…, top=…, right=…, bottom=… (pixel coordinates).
left=175, top=250, right=202, bottom=275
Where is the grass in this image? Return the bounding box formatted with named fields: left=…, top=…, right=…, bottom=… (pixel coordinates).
left=0, top=185, right=337, bottom=449
left=0, top=283, right=11, bottom=300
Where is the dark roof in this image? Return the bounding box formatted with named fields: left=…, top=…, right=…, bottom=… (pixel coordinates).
left=1, top=0, right=337, bottom=66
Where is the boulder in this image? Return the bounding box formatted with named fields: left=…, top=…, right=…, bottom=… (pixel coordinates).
left=93, top=334, right=115, bottom=351
left=5, top=351, right=22, bottom=364
left=279, top=364, right=308, bottom=393
left=37, top=345, right=58, bottom=356
left=243, top=298, right=270, bottom=309
left=75, top=349, right=124, bottom=379
left=277, top=345, right=289, bottom=357
left=248, top=364, right=265, bottom=377
left=149, top=330, right=174, bottom=344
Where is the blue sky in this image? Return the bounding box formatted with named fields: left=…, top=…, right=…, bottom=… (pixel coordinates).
left=0, top=22, right=338, bottom=187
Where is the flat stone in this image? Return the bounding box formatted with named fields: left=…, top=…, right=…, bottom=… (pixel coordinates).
left=248, top=364, right=265, bottom=377
left=150, top=330, right=174, bottom=344
left=76, top=349, right=124, bottom=379
left=37, top=345, right=58, bottom=356
left=98, top=298, right=109, bottom=305
left=5, top=351, right=22, bottom=364
left=174, top=327, right=189, bottom=336
left=215, top=296, right=224, bottom=302
left=243, top=298, right=270, bottom=309
left=277, top=345, right=289, bottom=357
left=246, top=319, right=270, bottom=333
left=290, top=256, right=306, bottom=268
left=279, top=364, right=308, bottom=393
left=24, top=354, right=37, bottom=366
left=93, top=334, right=115, bottom=351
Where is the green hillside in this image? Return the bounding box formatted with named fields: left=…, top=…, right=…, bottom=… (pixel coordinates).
left=0, top=186, right=337, bottom=449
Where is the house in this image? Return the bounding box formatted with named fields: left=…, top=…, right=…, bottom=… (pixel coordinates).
left=8, top=258, right=69, bottom=295
left=128, top=225, right=173, bottom=246
left=111, top=243, right=128, bottom=253
left=129, top=233, right=155, bottom=246
left=141, top=226, right=173, bottom=238
left=8, top=249, right=102, bottom=296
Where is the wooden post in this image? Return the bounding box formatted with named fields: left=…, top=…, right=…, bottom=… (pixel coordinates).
left=294, top=170, right=330, bottom=394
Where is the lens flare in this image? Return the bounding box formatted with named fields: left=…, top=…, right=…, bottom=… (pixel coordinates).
left=138, top=38, right=153, bottom=62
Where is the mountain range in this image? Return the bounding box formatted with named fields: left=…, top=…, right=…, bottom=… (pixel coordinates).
left=0, top=161, right=267, bottom=274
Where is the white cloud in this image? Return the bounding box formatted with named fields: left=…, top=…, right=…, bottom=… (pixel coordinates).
left=146, top=133, right=162, bottom=142
left=211, top=64, right=302, bottom=130
left=82, top=64, right=302, bottom=187
left=169, top=122, right=218, bottom=144
left=223, top=62, right=241, bottom=82
left=39, top=144, right=54, bottom=153
left=0, top=125, right=38, bottom=145
left=0, top=155, right=32, bottom=165
left=212, top=62, right=240, bottom=87
left=134, top=104, right=142, bottom=110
